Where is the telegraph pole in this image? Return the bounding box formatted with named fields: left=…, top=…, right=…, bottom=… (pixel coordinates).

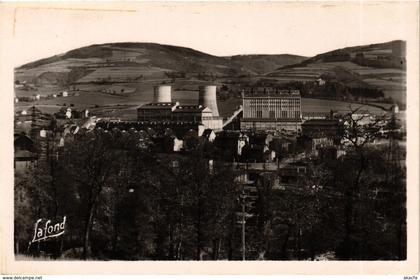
left=241, top=184, right=246, bottom=261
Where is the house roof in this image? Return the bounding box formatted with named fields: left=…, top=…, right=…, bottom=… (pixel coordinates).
left=14, top=134, right=35, bottom=151
left=215, top=131, right=240, bottom=138
left=202, top=129, right=215, bottom=138
left=27, top=106, right=43, bottom=114
left=15, top=150, right=37, bottom=159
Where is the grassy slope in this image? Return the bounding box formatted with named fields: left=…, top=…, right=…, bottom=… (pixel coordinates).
left=17, top=43, right=251, bottom=82
left=278, top=40, right=405, bottom=70
left=266, top=41, right=406, bottom=103
left=14, top=40, right=406, bottom=116
left=227, top=54, right=307, bottom=74
left=16, top=43, right=309, bottom=87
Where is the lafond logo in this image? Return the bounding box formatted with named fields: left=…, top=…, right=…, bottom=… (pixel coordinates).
left=31, top=216, right=66, bottom=243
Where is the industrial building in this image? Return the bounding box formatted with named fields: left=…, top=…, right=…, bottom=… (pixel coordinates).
left=137, top=85, right=223, bottom=131
left=298, top=119, right=343, bottom=157
left=240, top=89, right=302, bottom=132
left=301, top=119, right=342, bottom=139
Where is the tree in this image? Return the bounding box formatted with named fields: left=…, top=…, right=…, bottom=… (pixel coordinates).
left=336, top=107, right=398, bottom=259
left=251, top=162, right=336, bottom=260
left=62, top=130, right=124, bottom=259
left=149, top=143, right=239, bottom=260
left=14, top=166, right=52, bottom=255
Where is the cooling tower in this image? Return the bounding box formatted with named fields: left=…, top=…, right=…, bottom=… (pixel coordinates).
left=153, top=85, right=172, bottom=103
left=198, top=85, right=219, bottom=117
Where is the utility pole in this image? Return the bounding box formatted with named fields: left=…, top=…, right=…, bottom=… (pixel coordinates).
left=386, top=108, right=404, bottom=259
left=241, top=184, right=246, bottom=261
left=242, top=160, right=250, bottom=261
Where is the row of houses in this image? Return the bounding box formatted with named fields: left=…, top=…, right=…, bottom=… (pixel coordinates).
left=14, top=91, right=70, bottom=103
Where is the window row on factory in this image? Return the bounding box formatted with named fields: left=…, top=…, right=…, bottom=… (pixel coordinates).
left=246, top=110, right=301, bottom=119
left=241, top=121, right=302, bottom=132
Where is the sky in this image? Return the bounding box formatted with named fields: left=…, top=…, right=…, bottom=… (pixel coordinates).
left=4, top=1, right=418, bottom=66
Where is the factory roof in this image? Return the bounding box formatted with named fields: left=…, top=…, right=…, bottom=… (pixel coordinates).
left=137, top=103, right=213, bottom=113
left=97, top=120, right=202, bottom=128
left=242, top=89, right=301, bottom=98
left=302, top=112, right=330, bottom=117
left=96, top=120, right=203, bottom=140
left=241, top=118, right=302, bottom=122
left=302, top=119, right=340, bottom=126
left=138, top=102, right=178, bottom=110
left=173, top=105, right=211, bottom=113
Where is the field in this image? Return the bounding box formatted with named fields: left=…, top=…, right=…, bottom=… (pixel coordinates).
left=267, top=64, right=334, bottom=81
left=76, top=66, right=172, bottom=83
left=266, top=61, right=406, bottom=103
left=15, top=58, right=103, bottom=83
left=15, top=104, right=63, bottom=115
left=15, top=75, right=389, bottom=121
left=15, top=85, right=65, bottom=98
left=14, top=40, right=407, bottom=113
left=15, top=80, right=207, bottom=119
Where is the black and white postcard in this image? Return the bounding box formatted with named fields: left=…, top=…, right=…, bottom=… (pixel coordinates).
left=0, top=1, right=418, bottom=275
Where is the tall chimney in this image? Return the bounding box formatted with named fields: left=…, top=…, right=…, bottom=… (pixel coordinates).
left=198, top=85, right=219, bottom=117
left=153, top=85, right=171, bottom=103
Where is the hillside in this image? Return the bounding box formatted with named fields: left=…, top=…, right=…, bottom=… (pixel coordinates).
left=266, top=40, right=406, bottom=103
left=14, top=40, right=407, bottom=111
left=227, top=54, right=307, bottom=74
left=16, top=43, right=252, bottom=86
left=16, top=43, right=311, bottom=87
left=279, top=40, right=405, bottom=70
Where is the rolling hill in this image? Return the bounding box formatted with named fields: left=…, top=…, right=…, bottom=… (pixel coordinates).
left=266, top=40, right=406, bottom=102
left=15, top=40, right=407, bottom=107
left=15, top=43, right=306, bottom=86
left=227, top=54, right=307, bottom=75
left=16, top=43, right=245, bottom=85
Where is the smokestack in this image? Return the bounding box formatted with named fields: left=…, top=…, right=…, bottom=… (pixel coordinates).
left=198, top=85, right=219, bottom=117
left=153, top=85, right=171, bottom=103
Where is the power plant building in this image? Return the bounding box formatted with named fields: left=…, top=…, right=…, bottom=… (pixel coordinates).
left=241, top=89, right=302, bottom=132
left=153, top=85, right=172, bottom=103
left=137, top=85, right=223, bottom=131
left=199, top=85, right=219, bottom=117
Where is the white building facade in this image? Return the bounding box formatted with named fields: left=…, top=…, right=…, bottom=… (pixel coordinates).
left=241, top=90, right=302, bottom=132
